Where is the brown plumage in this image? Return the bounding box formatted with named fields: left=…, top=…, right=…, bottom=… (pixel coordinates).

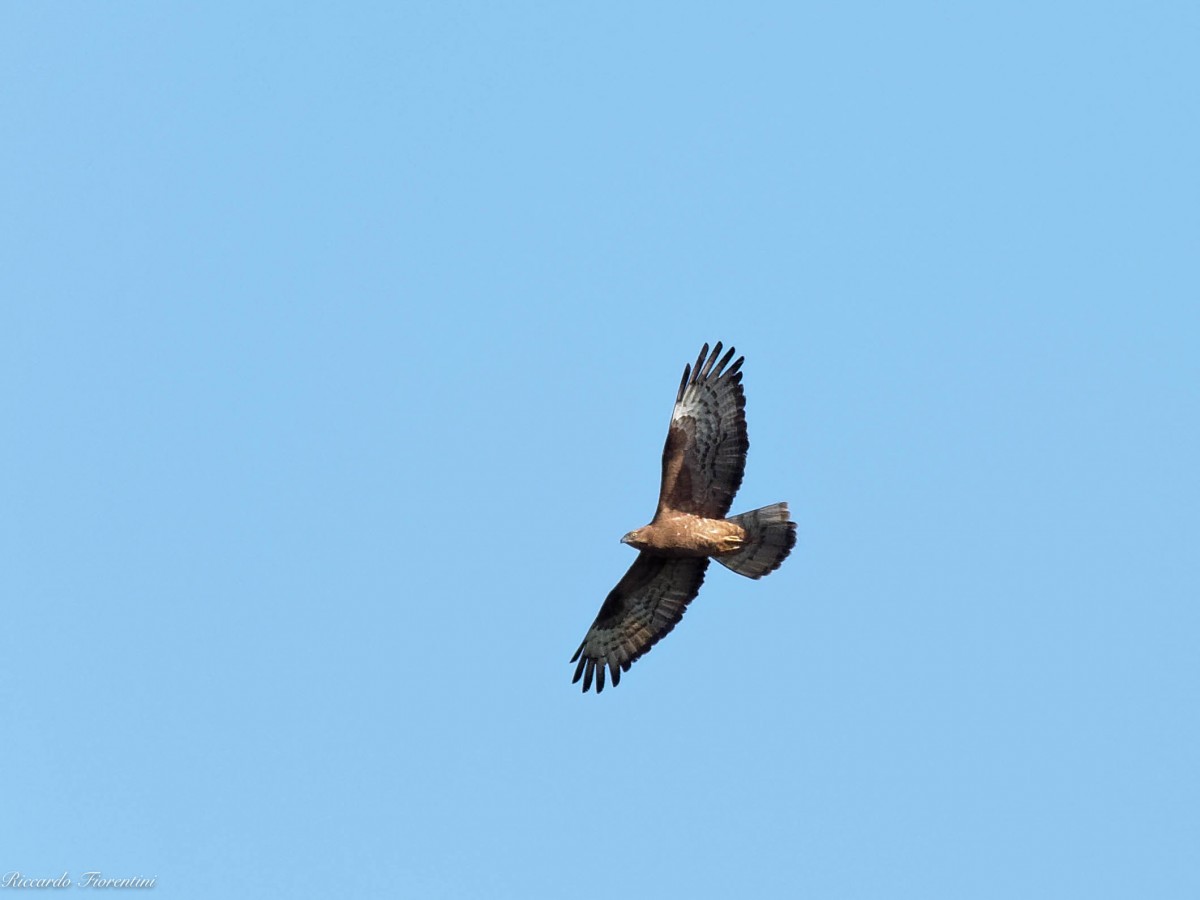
left=570, top=342, right=796, bottom=693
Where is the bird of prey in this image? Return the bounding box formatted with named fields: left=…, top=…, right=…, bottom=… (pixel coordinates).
left=570, top=342, right=796, bottom=693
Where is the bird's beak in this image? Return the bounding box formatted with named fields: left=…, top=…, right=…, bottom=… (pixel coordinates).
left=620, top=533, right=631, bottom=544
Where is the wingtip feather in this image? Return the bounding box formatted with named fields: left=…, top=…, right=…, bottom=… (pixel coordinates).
left=582, top=659, right=594, bottom=692
left=698, top=342, right=722, bottom=380
left=677, top=363, right=691, bottom=402
left=691, top=343, right=709, bottom=384
left=714, top=345, right=736, bottom=377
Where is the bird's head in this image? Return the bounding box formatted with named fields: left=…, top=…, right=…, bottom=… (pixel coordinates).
left=620, top=528, right=649, bottom=550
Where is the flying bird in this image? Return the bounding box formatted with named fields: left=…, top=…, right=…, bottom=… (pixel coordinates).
left=570, top=341, right=796, bottom=693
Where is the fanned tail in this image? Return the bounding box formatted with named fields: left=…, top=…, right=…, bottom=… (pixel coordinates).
left=716, top=502, right=796, bottom=579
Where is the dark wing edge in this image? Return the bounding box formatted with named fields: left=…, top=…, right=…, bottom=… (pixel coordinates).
left=675, top=341, right=743, bottom=404
left=569, top=554, right=710, bottom=694
left=658, top=341, right=749, bottom=518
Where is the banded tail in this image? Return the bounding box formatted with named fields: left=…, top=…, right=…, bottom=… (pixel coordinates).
left=717, top=502, right=797, bottom=579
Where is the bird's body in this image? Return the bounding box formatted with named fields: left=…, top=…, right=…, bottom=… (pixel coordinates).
left=622, top=513, right=746, bottom=557
left=570, top=341, right=796, bottom=693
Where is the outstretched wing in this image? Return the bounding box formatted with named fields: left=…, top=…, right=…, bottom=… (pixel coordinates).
left=570, top=553, right=710, bottom=693
left=656, top=342, right=748, bottom=518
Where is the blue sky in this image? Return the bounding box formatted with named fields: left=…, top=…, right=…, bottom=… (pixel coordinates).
left=2, top=3, right=1197, bottom=897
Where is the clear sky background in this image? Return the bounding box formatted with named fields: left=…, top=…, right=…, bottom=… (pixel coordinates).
left=2, top=3, right=1197, bottom=898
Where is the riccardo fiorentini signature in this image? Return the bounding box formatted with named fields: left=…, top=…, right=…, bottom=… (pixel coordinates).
left=2, top=872, right=156, bottom=889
